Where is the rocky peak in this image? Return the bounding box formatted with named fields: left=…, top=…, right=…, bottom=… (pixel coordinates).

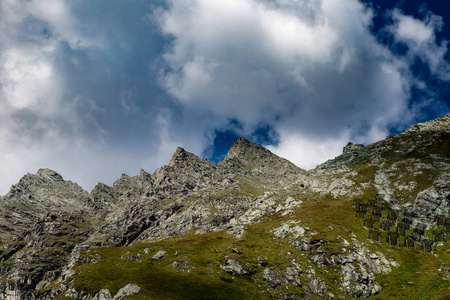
left=0, top=169, right=91, bottom=242
left=35, top=168, right=64, bottom=182
left=4, top=169, right=86, bottom=202
left=4, top=169, right=63, bottom=198
left=151, top=146, right=215, bottom=190
left=404, top=113, right=450, bottom=134
left=91, top=182, right=113, bottom=195
left=342, top=142, right=365, bottom=155
left=222, top=137, right=272, bottom=162
left=112, top=173, right=132, bottom=189
left=218, top=137, right=306, bottom=188
left=138, top=169, right=152, bottom=181
left=166, top=146, right=215, bottom=171
left=168, top=147, right=189, bottom=167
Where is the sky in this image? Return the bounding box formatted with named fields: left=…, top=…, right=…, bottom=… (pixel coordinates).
left=1, top=0, right=450, bottom=194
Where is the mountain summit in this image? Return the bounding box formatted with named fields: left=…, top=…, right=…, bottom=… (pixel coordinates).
left=223, top=136, right=271, bottom=161
left=1, top=115, right=449, bottom=299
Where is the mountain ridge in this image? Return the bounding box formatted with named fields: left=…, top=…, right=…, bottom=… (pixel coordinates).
left=0, top=114, right=449, bottom=299
left=4, top=112, right=450, bottom=198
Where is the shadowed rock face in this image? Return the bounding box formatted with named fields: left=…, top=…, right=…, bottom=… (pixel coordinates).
left=0, top=114, right=449, bottom=299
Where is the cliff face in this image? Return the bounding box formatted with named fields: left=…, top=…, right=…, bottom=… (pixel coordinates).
left=0, top=114, right=449, bottom=300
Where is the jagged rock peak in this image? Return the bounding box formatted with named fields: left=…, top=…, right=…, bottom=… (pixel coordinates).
left=91, top=182, right=112, bottom=192
left=35, top=168, right=64, bottom=182
left=5, top=169, right=65, bottom=196
left=168, top=146, right=212, bottom=168
left=112, top=173, right=132, bottom=189
left=404, top=113, right=450, bottom=134
left=169, top=147, right=188, bottom=167
left=138, top=168, right=152, bottom=182
left=139, top=168, right=151, bottom=177
left=224, top=137, right=270, bottom=161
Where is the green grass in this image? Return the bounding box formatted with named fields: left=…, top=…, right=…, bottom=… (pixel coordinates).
left=71, top=231, right=278, bottom=299
left=236, top=178, right=263, bottom=197
left=65, top=193, right=359, bottom=299
left=372, top=245, right=450, bottom=300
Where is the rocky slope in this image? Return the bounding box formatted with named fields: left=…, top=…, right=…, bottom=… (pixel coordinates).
left=0, top=114, right=449, bottom=299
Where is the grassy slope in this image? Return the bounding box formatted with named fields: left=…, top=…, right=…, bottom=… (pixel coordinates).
left=57, top=187, right=449, bottom=299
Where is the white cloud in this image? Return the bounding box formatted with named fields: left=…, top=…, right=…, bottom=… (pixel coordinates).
left=394, top=13, right=434, bottom=43
left=1, top=48, right=58, bottom=112
left=157, top=1, right=406, bottom=143
left=390, top=9, right=450, bottom=81
left=267, top=130, right=350, bottom=170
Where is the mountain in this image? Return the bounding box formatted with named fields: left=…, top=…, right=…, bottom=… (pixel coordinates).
left=0, top=114, right=449, bottom=300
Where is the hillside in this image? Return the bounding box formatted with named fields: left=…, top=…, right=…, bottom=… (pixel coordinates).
left=0, top=114, right=449, bottom=299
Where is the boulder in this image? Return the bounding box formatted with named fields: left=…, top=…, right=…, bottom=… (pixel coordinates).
left=152, top=250, right=166, bottom=260
left=113, top=284, right=141, bottom=299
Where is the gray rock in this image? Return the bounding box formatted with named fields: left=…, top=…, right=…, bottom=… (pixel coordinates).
left=227, top=225, right=247, bottom=239
left=291, top=238, right=324, bottom=252
left=307, top=277, right=328, bottom=296
left=232, top=248, right=242, bottom=254
left=152, top=250, right=166, bottom=260
left=220, top=258, right=248, bottom=276
left=112, top=284, right=141, bottom=299
left=404, top=113, right=450, bottom=133
left=343, top=142, right=365, bottom=154
left=309, top=254, right=332, bottom=267
left=402, top=180, right=450, bottom=228
left=340, top=264, right=381, bottom=298
left=262, top=268, right=285, bottom=289
left=64, top=288, right=79, bottom=299
left=92, top=289, right=112, bottom=300
left=285, top=267, right=299, bottom=276
left=284, top=267, right=302, bottom=287
left=273, top=221, right=305, bottom=239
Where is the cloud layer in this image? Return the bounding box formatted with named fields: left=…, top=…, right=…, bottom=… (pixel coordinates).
left=0, top=0, right=186, bottom=193
left=156, top=0, right=449, bottom=167
left=0, top=0, right=449, bottom=194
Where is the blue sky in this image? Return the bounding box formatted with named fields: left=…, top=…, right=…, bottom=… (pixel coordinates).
left=1, top=0, right=449, bottom=194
